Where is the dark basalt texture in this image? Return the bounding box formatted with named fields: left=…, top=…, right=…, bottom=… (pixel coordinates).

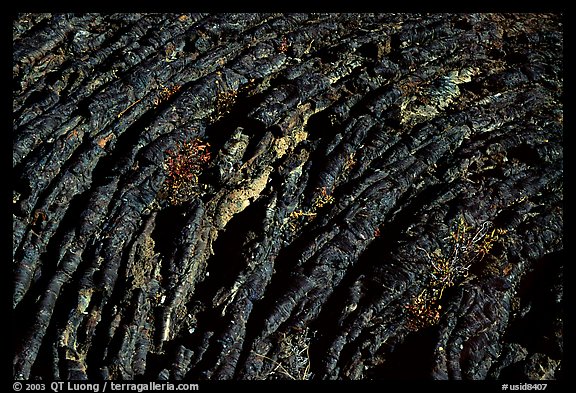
left=13, top=13, right=563, bottom=381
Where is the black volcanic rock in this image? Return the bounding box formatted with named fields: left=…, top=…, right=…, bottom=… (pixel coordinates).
left=13, top=13, right=563, bottom=381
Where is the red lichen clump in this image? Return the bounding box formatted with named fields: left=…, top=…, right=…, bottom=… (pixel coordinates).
left=161, top=138, right=211, bottom=205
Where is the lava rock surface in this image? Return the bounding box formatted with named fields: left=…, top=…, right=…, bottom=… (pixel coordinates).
left=13, top=13, right=563, bottom=381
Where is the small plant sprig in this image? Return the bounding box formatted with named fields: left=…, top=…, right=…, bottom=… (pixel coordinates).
left=159, top=138, right=211, bottom=206
left=312, top=186, right=335, bottom=209
left=289, top=187, right=334, bottom=229
left=405, top=289, right=442, bottom=331
left=154, top=84, right=181, bottom=106
left=211, top=79, right=238, bottom=122
left=254, top=328, right=313, bottom=380
left=277, top=36, right=290, bottom=53
left=406, top=215, right=507, bottom=331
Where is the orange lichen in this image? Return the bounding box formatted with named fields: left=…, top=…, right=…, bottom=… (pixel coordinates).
left=96, top=134, right=114, bottom=149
